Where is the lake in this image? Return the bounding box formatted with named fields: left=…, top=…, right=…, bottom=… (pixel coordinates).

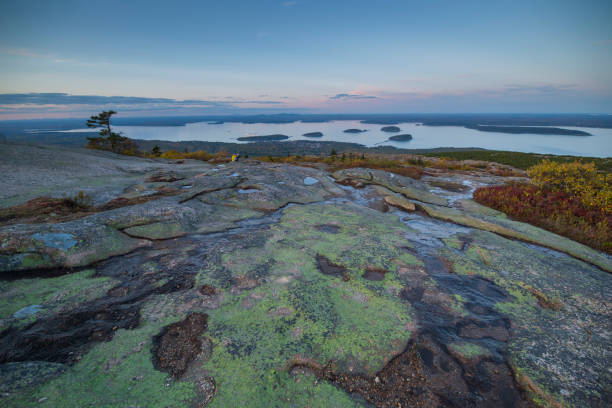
left=64, top=120, right=612, bottom=157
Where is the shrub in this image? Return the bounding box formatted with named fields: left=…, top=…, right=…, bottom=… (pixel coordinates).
left=474, top=160, right=611, bottom=253
left=159, top=149, right=218, bottom=161
left=528, top=160, right=611, bottom=210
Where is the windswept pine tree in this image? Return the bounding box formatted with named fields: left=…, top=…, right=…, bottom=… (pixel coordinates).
left=86, top=111, right=138, bottom=155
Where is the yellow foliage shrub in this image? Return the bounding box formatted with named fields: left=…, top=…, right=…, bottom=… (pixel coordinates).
left=528, top=160, right=611, bottom=211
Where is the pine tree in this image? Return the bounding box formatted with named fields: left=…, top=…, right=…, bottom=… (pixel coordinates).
left=86, top=110, right=127, bottom=153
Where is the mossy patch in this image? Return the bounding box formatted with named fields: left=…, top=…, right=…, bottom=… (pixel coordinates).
left=449, top=341, right=490, bottom=359
left=0, top=269, right=117, bottom=329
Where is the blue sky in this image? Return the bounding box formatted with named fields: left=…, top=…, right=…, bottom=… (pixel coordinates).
left=0, top=0, right=611, bottom=118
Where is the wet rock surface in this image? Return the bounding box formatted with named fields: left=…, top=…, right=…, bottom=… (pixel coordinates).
left=0, top=143, right=610, bottom=407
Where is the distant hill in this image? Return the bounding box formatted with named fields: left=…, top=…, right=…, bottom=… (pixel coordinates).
left=302, top=132, right=323, bottom=137
left=236, top=134, right=289, bottom=142
left=465, top=125, right=591, bottom=136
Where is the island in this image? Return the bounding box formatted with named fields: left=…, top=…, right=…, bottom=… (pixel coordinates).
left=343, top=128, right=367, bottom=133
left=388, top=134, right=413, bottom=141
left=207, top=121, right=224, bottom=125
left=381, top=126, right=401, bottom=132
left=302, top=132, right=324, bottom=138
left=236, top=134, right=290, bottom=142
left=465, top=125, right=592, bottom=136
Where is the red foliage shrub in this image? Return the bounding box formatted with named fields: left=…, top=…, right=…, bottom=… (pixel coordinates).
left=473, top=184, right=611, bottom=253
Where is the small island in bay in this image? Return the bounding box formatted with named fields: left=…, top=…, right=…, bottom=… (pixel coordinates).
left=302, top=131, right=323, bottom=138
left=237, top=134, right=290, bottom=142
left=343, top=128, right=367, bottom=133
left=381, top=125, right=401, bottom=132
left=207, top=121, right=224, bottom=125
left=466, top=125, right=592, bottom=136
left=388, top=134, right=413, bottom=141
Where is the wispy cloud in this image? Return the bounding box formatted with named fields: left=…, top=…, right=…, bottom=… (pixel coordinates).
left=329, top=93, right=378, bottom=100
left=282, top=1, right=299, bottom=7
left=0, top=47, right=108, bottom=67
left=0, top=93, right=285, bottom=106
left=503, top=83, right=578, bottom=94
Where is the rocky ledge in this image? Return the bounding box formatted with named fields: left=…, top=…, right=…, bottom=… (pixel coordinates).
left=0, top=142, right=609, bottom=407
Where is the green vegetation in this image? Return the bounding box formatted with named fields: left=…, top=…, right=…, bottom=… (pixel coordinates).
left=423, top=150, right=612, bottom=172
left=0, top=269, right=117, bottom=330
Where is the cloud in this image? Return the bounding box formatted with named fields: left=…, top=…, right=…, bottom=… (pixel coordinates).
left=283, top=1, right=299, bottom=7
left=0, top=93, right=285, bottom=106
left=0, top=47, right=108, bottom=67
left=503, top=83, right=578, bottom=94
left=329, top=93, right=379, bottom=100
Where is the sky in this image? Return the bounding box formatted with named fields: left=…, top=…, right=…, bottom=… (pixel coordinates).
left=0, top=0, right=611, bottom=119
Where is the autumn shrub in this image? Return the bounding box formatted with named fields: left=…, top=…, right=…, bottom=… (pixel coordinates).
left=159, top=149, right=219, bottom=161
left=474, top=160, right=611, bottom=253
left=528, top=160, right=611, bottom=210
left=258, top=154, right=424, bottom=179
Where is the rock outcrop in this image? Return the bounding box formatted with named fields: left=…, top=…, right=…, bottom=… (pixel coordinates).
left=0, top=142, right=609, bottom=408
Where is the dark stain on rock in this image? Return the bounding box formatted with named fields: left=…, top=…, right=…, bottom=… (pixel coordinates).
left=316, top=254, right=350, bottom=281
left=108, top=286, right=129, bottom=297
left=400, top=286, right=425, bottom=302
left=0, top=244, right=202, bottom=366
left=145, top=171, right=184, bottom=182
left=525, top=286, right=563, bottom=311
left=362, top=267, right=387, bottom=281
left=367, top=199, right=389, bottom=213
left=197, top=284, right=218, bottom=296
left=336, top=178, right=366, bottom=189
left=459, top=236, right=473, bottom=252
left=230, top=274, right=259, bottom=293
left=458, top=322, right=510, bottom=342
left=152, top=313, right=208, bottom=378
left=289, top=333, right=530, bottom=408
left=428, top=180, right=472, bottom=193
left=0, top=302, right=141, bottom=364
left=315, top=224, right=340, bottom=234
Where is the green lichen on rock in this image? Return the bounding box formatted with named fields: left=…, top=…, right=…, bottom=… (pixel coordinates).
left=201, top=278, right=411, bottom=406
left=6, top=326, right=196, bottom=407
left=0, top=269, right=117, bottom=330
left=4, top=292, right=207, bottom=407
left=188, top=203, right=419, bottom=404
left=448, top=341, right=490, bottom=359
left=441, top=228, right=612, bottom=407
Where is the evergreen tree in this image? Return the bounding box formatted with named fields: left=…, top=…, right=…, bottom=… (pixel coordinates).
left=151, top=145, right=161, bottom=157
left=86, top=110, right=128, bottom=153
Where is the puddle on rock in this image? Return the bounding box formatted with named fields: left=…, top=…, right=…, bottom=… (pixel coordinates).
left=12, top=304, right=42, bottom=319
left=303, top=176, right=319, bottom=185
